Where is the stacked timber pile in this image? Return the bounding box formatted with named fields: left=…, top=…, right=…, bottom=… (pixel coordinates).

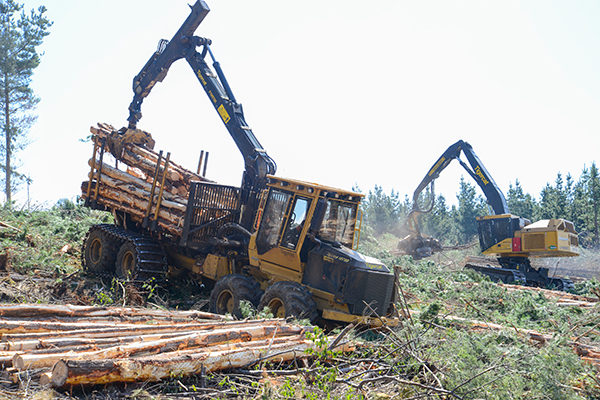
left=0, top=304, right=344, bottom=389
left=81, top=123, right=234, bottom=236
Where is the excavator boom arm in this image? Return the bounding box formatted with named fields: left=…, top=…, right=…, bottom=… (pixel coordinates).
left=412, top=140, right=509, bottom=215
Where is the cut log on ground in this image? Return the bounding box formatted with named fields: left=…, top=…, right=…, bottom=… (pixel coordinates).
left=0, top=304, right=347, bottom=387
left=50, top=338, right=316, bottom=387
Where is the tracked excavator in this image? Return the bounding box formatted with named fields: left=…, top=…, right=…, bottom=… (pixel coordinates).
left=81, top=1, right=399, bottom=326
left=397, top=140, right=579, bottom=290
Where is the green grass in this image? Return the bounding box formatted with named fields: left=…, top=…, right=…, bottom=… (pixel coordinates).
left=0, top=199, right=111, bottom=276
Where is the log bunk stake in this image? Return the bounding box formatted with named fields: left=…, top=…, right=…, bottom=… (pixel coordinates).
left=81, top=123, right=236, bottom=236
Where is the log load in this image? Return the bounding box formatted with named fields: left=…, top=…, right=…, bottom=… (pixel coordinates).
left=82, top=123, right=238, bottom=237
left=0, top=304, right=353, bottom=388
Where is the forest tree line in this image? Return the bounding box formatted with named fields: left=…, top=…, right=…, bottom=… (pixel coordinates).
left=360, top=161, right=600, bottom=248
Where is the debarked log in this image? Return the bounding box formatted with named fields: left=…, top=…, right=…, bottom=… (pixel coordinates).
left=88, top=171, right=187, bottom=214
left=50, top=339, right=316, bottom=387
left=0, top=330, right=195, bottom=352
left=88, top=159, right=188, bottom=205
left=0, top=319, right=142, bottom=335
left=0, top=303, right=224, bottom=320
left=2, top=319, right=289, bottom=356
left=121, top=143, right=211, bottom=186
left=1, top=318, right=287, bottom=342
left=81, top=183, right=183, bottom=236
left=14, top=324, right=305, bottom=371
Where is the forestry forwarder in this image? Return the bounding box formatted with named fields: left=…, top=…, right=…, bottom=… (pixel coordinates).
left=81, top=1, right=399, bottom=327
left=397, top=140, right=579, bottom=290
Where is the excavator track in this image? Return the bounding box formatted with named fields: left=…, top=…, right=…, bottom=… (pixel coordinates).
left=464, top=256, right=574, bottom=291
left=82, top=224, right=167, bottom=282
left=464, top=259, right=527, bottom=285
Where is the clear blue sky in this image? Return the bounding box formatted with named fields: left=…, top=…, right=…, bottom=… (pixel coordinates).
left=15, top=0, right=600, bottom=210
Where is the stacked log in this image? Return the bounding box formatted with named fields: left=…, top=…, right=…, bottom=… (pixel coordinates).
left=499, top=283, right=599, bottom=308
left=82, top=123, right=236, bottom=236
left=0, top=304, right=347, bottom=388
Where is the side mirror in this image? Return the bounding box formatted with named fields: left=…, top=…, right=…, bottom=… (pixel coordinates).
left=309, top=198, right=328, bottom=235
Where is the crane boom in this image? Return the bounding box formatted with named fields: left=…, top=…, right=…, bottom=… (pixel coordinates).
left=411, top=140, right=509, bottom=215
left=126, top=0, right=276, bottom=229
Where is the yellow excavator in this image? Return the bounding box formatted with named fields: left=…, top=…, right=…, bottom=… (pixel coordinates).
left=398, top=140, right=579, bottom=290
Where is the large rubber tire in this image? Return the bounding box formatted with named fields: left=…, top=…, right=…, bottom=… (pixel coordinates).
left=83, top=226, right=119, bottom=274
left=259, top=281, right=318, bottom=323
left=115, top=242, right=138, bottom=281
left=209, top=274, right=263, bottom=319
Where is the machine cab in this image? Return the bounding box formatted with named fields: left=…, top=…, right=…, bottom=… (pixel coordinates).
left=249, top=176, right=363, bottom=281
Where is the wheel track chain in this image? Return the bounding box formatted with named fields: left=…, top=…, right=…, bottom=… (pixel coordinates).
left=83, top=224, right=167, bottom=282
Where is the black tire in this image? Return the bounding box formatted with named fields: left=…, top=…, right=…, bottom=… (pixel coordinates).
left=115, top=242, right=138, bottom=281
left=259, top=281, right=318, bottom=322
left=209, top=274, right=263, bottom=318
left=83, top=226, right=119, bottom=273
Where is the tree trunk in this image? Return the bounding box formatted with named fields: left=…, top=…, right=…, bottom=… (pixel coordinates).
left=4, top=73, right=10, bottom=203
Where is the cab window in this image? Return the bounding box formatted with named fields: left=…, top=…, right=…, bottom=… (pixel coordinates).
left=281, top=197, right=312, bottom=250
left=318, top=200, right=357, bottom=248
left=256, top=190, right=291, bottom=253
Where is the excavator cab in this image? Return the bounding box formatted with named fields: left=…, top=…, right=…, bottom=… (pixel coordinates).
left=477, top=214, right=531, bottom=254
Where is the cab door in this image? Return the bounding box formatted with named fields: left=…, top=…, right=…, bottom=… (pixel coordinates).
left=253, top=188, right=313, bottom=279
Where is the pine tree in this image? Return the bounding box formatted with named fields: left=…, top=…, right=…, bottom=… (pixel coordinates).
left=539, top=173, right=569, bottom=220
left=506, top=179, right=539, bottom=221
left=455, top=177, right=487, bottom=244
left=362, top=185, right=405, bottom=235
left=0, top=0, right=51, bottom=202
left=570, top=167, right=589, bottom=240
left=421, top=194, right=452, bottom=242
left=588, top=162, right=600, bottom=247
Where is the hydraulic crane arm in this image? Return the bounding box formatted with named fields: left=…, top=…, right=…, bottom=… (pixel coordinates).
left=411, top=140, right=509, bottom=215
left=398, top=140, right=509, bottom=259
left=126, top=0, right=276, bottom=228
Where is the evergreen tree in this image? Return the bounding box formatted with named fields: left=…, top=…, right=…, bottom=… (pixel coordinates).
left=0, top=0, right=51, bottom=202
left=565, top=173, right=574, bottom=222
left=455, top=177, right=487, bottom=243
left=570, top=167, right=589, bottom=240
left=506, top=179, right=539, bottom=221
left=421, top=194, right=453, bottom=242
left=588, top=162, right=600, bottom=247
left=362, top=185, right=405, bottom=235
left=539, top=172, right=569, bottom=220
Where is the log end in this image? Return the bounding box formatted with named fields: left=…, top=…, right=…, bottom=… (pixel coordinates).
left=39, top=371, right=52, bottom=387
left=50, top=360, right=68, bottom=388
left=12, top=354, right=24, bottom=371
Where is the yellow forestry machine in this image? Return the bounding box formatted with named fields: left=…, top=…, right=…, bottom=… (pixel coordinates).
left=398, top=140, right=579, bottom=290
left=81, top=1, right=399, bottom=326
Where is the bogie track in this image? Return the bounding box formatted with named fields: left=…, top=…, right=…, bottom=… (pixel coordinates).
left=83, top=224, right=167, bottom=282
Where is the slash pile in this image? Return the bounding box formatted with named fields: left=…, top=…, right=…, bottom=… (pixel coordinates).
left=0, top=304, right=337, bottom=389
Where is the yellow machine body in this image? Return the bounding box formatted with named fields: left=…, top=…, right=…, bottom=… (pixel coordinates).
left=477, top=214, right=579, bottom=258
